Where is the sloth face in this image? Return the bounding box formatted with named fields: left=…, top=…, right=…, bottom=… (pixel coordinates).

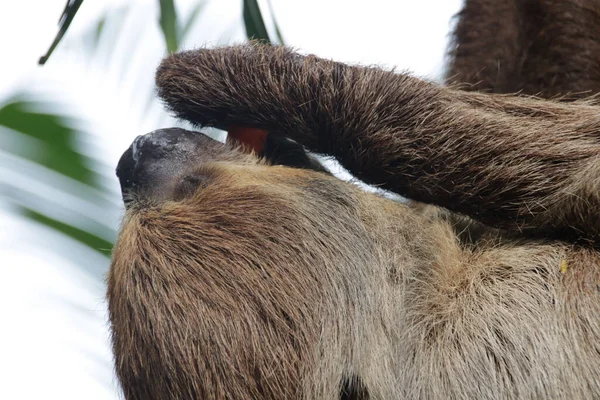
left=117, top=126, right=334, bottom=207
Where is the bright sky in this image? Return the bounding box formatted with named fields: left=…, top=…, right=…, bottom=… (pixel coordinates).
left=0, top=1, right=462, bottom=398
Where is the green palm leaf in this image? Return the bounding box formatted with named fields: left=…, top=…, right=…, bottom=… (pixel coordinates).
left=0, top=98, right=118, bottom=257
left=0, top=100, right=100, bottom=187
left=243, top=0, right=285, bottom=44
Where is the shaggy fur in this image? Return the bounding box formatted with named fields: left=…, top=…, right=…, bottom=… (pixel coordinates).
left=155, top=46, right=600, bottom=244
left=109, top=0, right=600, bottom=399
left=447, top=0, right=600, bottom=97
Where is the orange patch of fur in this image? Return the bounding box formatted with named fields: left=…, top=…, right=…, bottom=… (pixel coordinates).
left=228, top=126, right=269, bottom=153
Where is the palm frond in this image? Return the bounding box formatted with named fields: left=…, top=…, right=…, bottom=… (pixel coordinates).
left=243, top=0, right=272, bottom=43
left=0, top=100, right=101, bottom=187
left=243, top=0, right=285, bottom=45
left=39, top=0, right=84, bottom=65
left=0, top=98, right=118, bottom=256
left=159, top=0, right=180, bottom=53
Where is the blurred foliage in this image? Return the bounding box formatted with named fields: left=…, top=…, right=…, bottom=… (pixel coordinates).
left=243, top=0, right=284, bottom=44
left=40, top=0, right=279, bottom=64
left=159, top=0, right=206, bottom=53
left=0, top=100, right=100, bottom=187
left=23, top=209, right=114, bottom=257
left=243, top=0, right=272, bottom=43
left=39, top=0, right=84, bottom=65
left=4, top=0, right=282, bottom=260
left=0, top=98, right=116, bottom=258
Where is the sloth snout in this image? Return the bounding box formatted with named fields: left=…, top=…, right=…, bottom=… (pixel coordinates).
left=116, top=128, right=225, bottom=205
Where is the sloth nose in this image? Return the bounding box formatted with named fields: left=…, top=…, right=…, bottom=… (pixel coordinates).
left=116, top=128, right=224, bottom=204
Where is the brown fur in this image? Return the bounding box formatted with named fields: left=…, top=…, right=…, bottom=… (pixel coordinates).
left=447, top=0, right=600, bottom=98
left=109, top=0, right=600, bottom=398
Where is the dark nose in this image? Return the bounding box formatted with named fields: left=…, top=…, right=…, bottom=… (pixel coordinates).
left=116, top=128, right=224, bottom=204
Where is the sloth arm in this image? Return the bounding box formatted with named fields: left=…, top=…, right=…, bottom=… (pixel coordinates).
left=156, top=44, right=600, bottom=243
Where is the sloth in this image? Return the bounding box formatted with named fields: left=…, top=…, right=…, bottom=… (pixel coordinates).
left=108, top=0, right=600, bottom=399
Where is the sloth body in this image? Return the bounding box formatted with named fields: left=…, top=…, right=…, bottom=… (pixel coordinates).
left=109, top=0, right=600, bottom=398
